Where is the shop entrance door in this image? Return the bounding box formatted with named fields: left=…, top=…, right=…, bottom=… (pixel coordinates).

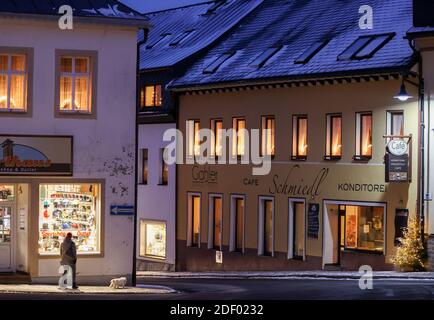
left=0, top=206, right=13, bottom=271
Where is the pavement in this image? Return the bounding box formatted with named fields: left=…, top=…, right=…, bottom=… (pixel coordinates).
left=0, top=283, right=177, bottom=295
left=137, top=270, right=434, bottom=280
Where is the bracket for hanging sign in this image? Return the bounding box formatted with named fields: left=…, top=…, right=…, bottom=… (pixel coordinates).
left=383, top=134, right=412, bottom=183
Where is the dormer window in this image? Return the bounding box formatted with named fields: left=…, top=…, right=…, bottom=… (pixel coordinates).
left=140, top=84, right=162, bottom=109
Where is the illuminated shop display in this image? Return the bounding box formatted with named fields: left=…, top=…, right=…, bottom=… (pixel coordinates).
left=38, top=184, right=101, bottom=255
left=343, top=205, right=384, bottom=252
left=140, top=221, right=166, bottom=259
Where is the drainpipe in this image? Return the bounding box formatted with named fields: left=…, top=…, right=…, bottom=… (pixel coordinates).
left=132, top=28, right=149, bottom=287
left=408, top=38, right=426, bottom=242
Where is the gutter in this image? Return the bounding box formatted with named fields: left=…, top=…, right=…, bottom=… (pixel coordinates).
left=167, top=65, right=417, bottom=93
left=408, top=37, right=427, bottom=242
left=0, top=12, right=150, bottom=28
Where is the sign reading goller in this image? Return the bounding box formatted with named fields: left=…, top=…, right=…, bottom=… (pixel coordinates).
left=0, top=135, right=72, bottom=176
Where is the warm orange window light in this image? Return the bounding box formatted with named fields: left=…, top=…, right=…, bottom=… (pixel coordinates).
left=212, top=119, right=223, bottom=157
left=233, top=118, right=246, bottom=157
left=262, top=117, right=275, bottom=156
left=360, top=113, right=372, bottom=157
left=194, top=121, right=201, bottom=156
left=326, top=115, right=342, bottom=158
left=192, top=195, right=201, bottom=247
left=292, top=116, right=308, bottom=158
left=60, top=56, right=91, bottom=113
left=142, top=85, right=162, bottom=108
left=0, top=54, right=27, bottom=111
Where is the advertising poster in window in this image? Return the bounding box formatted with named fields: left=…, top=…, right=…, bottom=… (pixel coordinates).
left=144, top=222, right=166, bottom=259
left=394, top=209, right=409, bottom=245
left=0, top=135, right=72, bottom=176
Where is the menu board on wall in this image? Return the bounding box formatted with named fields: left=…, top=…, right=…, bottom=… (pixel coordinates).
left=307, top=203, right=320, bottom=239
left=395, top=209, right=409, bottom=245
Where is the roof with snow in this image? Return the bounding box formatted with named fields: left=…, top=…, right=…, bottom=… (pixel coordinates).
left=0, top=0, right=147, bottom=26
left=169, top=0, right=416, bottom=90
left=139, top=0, right=263, bottom=71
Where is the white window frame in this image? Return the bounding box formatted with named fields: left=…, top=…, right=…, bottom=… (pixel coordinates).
left=230, top=194, right=246, bottom=253
left=208, top=194, right=223, bottom=250
left=59, top=56, right=91, bottom=114
left=288, top=198, right=306, bottom=261
left=187, top=192, right=201, bottom=247
left=258, top=196, right=275, bottom=257
left=386, top=110, right=404, bottom=136
left=0, top=53, right=27, bottom=112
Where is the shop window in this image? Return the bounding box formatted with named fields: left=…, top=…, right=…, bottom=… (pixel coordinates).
left=232, top=118, right=246, bottom=158
left=261, top=116, right=275, bottom=157
left=188, top=193, right=201, bottom=247
left=341, top=205, right=384, bottom=253
left=0, top=185, right=14, bottom=202
left=325, top=114, right=342, bottom=160
left=291, top=201, right=305, bottom=259
left=140, top=84, right=162, bottom=109
left=387, top=111, right=404, bottom=136
left=139, top=220, right=166, bottom=259
left=208, top=195, right=222, bottom=250
left=355, top=112, right=372, bottom=160
left=230, top=195, right=245, bottom=253
left=57, top=55, right=93, bottom=114
left=0, top=53, right=28, bottom=112
left=160, top=148, right=169, bottom=185
left=259, top=197, right=274, bottom=256
left=292, top=115, right=308, bottom=160
left=0, top=206, right=11, bottom=244
left=187, top=120, right=201, bottom=158
left=38, top=184, right=101, bottom=255
left=210, top=119, right=223, bottom=158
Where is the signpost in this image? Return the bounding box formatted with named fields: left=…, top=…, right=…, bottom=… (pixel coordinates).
left=110, top=205, right=134, bottom=216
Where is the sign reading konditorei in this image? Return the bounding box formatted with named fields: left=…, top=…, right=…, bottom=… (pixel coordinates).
left=0, top=135, right=72, bottom=176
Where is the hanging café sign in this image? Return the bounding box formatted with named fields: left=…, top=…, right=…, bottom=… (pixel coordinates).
left=0, top=135, right=73, bottom=176
left=385, top=136, right=411, bottom=183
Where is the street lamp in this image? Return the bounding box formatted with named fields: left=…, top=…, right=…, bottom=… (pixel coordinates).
left=394, top=81, right=413, bottom=101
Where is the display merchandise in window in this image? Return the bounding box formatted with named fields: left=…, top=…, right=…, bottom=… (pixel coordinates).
left=38, top=184, right=100, bottom=255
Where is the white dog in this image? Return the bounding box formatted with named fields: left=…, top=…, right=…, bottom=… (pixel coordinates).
left=109, top=277, right=127, bottom=289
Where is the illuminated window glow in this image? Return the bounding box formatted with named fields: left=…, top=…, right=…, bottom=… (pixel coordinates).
left=325, top=114, right=342, bottom=159
left=0, top=54, right=27, bottom=111
left=292, top=115, right=308, bottom=159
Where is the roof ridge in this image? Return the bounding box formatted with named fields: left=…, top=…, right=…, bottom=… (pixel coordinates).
left=144, top=0, right=217, bottom=15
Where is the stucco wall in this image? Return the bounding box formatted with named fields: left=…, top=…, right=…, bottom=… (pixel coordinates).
left=176, top=79, right=419, bottom=270
left=0, top=17, right=138, bottom=278
left=137, top=123, right=176, bottom=267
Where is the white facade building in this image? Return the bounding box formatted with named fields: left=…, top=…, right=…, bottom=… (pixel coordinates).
left=0, top=4, right=147, bottom=284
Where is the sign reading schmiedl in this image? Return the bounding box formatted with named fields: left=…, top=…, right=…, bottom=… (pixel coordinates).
left=0, top=135, right=72, bottom=176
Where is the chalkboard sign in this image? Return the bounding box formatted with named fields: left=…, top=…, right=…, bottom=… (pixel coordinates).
left=307, top=203, right=320, bottom=239
left=385, top=153, right=409, bottom=182
left=395, top=209, right=409, bottom=245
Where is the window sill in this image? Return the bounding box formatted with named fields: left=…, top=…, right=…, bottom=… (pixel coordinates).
left=56, top=110, right=95, bottom=119
left=353, top=155, right=372, bottom=161
left=324, top=156, right=342, bottom=161
left=342, top=248, right=383, bottom=255
left=0, top=109, right=26, bottom=113
left=291, top=156, right=307, bottom=161
left=158, top=183, right=169, bottom=186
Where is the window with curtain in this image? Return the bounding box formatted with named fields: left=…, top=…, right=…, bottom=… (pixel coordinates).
left=261, top=116, right=275, bottom=157
left=187, top=120, right=201, bottom=158
left=189, top=194, right=201, bottom=247
left=140, top=84, right=162, bottom=109
left=355, top=112, right=372, bottom=159
left=388, top=111, right=404, bottom=136
left=325, top=114, right=342, bottom=159
left=59, top=56, right=91, bottom=113
left=0, top=54, right=27, bottom=112
left=233, top=118, right=246, bottom=158
left=211, top=119, right=223, bottom=158
left=292, top=115, right=308, bottom=160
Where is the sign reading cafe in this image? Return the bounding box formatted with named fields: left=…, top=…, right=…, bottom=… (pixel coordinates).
left=0, top=135, right=73, bottom=176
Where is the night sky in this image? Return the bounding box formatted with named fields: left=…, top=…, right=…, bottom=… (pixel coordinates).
left=120, top=0, right=208, bottom=13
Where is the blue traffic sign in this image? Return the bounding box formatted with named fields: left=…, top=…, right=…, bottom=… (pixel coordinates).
left=110, top=205, right=134, bottom=216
